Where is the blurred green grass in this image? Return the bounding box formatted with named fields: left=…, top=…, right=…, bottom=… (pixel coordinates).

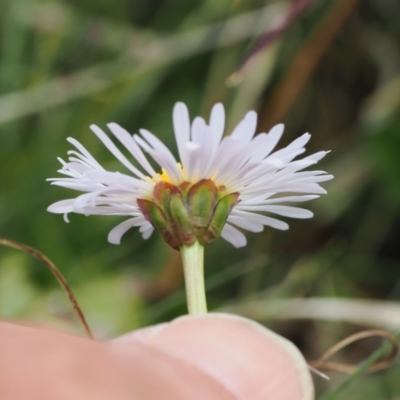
left=1, top=0, right=400, bottom=398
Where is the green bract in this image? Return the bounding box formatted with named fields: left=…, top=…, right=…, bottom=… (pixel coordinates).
left=137, top=179, right=239, bottom=249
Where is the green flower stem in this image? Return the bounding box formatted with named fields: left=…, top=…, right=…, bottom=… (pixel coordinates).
left=180, top=241, right=207, bottom=314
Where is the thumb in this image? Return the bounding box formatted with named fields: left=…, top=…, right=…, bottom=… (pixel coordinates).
left=111, top=313, right=314, bottom=400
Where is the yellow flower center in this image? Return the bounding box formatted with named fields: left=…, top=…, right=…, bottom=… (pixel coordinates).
left=152, top=163, right=188, bottom=184
left=153, top=168, right=173, bottom=183
left=149, top=163, right=225, bottom=193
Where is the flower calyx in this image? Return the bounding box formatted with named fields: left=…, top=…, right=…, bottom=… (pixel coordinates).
left=137, top=179, right=239, bottom=249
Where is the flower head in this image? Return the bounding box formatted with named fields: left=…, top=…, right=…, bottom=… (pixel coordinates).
left=48, top=103, right=333, bottom=248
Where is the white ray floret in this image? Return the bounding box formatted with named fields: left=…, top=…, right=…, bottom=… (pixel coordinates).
left=48, top=102, right=333, bottom=247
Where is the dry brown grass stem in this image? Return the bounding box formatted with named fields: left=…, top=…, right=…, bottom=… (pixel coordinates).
left=309, top=329, right=399, bottom=374
left=259, top=0, right=362, bottom=129
left=0, top=238, right=94, bottom=340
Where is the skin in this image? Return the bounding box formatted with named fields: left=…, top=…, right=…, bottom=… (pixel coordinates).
left=0, top=313, right=314, bottom=400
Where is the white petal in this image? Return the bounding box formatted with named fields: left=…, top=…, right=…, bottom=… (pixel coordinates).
left=50, top=181, right=102, bottom=191
left=231, top=111, right=257, bottom=143
left=304, top=150, right=330, bottom=162
left=138, top=129, right=182, bottom=181
left=271, top=133, right=311, bottom=162
left=249, top=124, right=284, bottom=161
left=221, top=224, right=247, bottom=248
left=239, top=205, right=313, bottom=219
left=77, top=206, right=139, bottom=216
left=134, top=133, right=174, bottom=176
left=90, top=125, right=146, bottom=179
left=47, top=199, right=75, bottom=213
left=259, top=215, right=290, bottom=230
left=227, top=215, right=264, bottom=232
left=108, top=218, right=145, bottom=244
left=270, top=183, right=328, bottom=195
left=62, top=161, right=91, bottom=175
left=190, top=119, right=217, bottom=177
left=107, top=123, right=158, bottom=178
left=209, top=103, right=225, bottom=150
left=282, top=133, right=311, bottom=152
left=243, top=195, right=320, bottom=205
left=73, top=191, right=102, bottom=211
left=66, top=138, right=105, bottom=171
left=66, top=153, right=98, bottom=171
left=139, top=222, right=154, bottom=239
left=84, top=170, right=151, bottom=191
left=204, top=137, right=238, bottom=177
left=191, top=116, right=207, bottom=145
left=280, top=171, right=327, bottom=180
left=185, top=142, right=201, bottom=181
left=173, top=102, right=190, bottom=168
left=229, top=160, right=280, bottom=189
left=231, top=209, right=289, bottom=230
left=292, top=174, right=334, bottom=183
left=265, top=123, right=284, bottom=153
left=242, top=183, right=327, bottom=196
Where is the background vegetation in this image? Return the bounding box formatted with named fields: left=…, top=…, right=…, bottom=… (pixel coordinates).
left=0, top=0, right=399, bottom=397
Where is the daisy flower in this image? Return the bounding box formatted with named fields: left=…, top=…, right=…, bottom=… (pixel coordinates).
left=48, top=102, right=333, bottom=314
left=48, top=102, right=333, bottom=250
